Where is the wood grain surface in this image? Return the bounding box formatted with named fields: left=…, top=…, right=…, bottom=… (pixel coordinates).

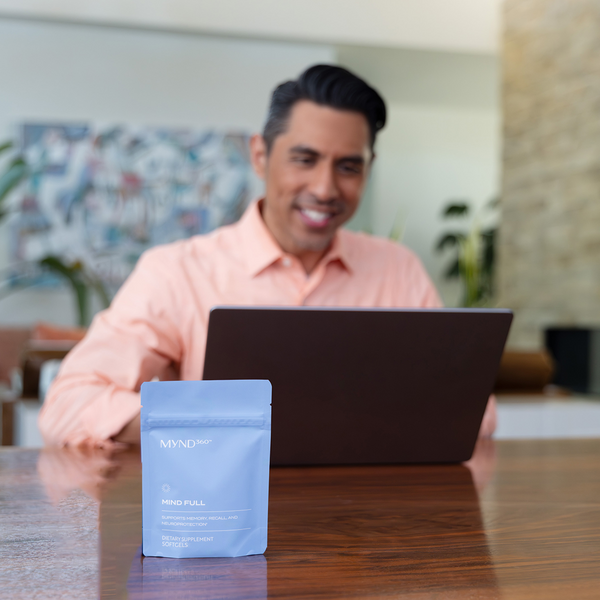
left=1, top=439, right=599, bottom=599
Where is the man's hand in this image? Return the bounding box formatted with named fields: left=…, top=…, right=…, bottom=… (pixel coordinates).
left=478, top=395, right=497, bottom=438
left=112, top=412, right=141, bottom=445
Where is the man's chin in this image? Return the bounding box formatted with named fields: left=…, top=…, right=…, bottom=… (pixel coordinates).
left=291, top=232, right=335, bottom=254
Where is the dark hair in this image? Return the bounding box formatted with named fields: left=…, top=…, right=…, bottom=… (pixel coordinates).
left=262, top=64, right=386, bottom=153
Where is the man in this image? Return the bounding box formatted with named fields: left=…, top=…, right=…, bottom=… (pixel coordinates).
left=39, top=65, right=496, bottom=447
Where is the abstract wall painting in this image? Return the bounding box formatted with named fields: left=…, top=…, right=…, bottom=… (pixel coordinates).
left=8, top=123, right=262, bottom=291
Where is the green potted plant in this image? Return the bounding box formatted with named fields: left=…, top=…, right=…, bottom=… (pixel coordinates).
left=435, top=199, right=497, bottom=308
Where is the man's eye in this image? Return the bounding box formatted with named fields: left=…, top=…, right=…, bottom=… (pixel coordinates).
left=291, top=156, right=315, bottom=166
left=339, top=163, right=362, bottom=175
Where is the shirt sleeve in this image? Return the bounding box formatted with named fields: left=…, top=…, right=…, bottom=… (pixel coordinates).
left=38, top=247, right=184, bottom=447
left=393, top=245, right=444, bottom=309
left=420, top=277, right=443, bottom=308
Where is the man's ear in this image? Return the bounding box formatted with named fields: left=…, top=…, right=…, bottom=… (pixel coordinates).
left=250, top=134, right=267, bottom=180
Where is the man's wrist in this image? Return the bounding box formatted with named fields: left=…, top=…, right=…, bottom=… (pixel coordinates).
left=112, top=412, right=141, bottom=444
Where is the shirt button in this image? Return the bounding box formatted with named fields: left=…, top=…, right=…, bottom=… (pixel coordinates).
left=282, top=257, right=292, bottom=267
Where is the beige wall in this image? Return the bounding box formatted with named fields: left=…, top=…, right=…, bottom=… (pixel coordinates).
left=500, top=0, right=600, bottom=349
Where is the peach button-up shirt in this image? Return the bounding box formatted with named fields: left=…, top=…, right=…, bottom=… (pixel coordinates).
left=39, top=201, right=441, bottom=447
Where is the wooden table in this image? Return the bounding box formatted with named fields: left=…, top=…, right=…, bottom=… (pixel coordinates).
left=1, top=440, right=599, bottom=599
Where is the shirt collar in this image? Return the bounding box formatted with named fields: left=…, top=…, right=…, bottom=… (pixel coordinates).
left=237, top=200, right=355, bottom=277
left=319, top=227, right=354, bottom=275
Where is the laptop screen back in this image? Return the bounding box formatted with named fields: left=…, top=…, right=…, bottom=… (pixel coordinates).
left=203, top=307, right=512, bottom=465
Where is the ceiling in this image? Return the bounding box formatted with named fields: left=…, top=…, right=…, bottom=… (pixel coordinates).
left=0, top=0, right=502, bottom=55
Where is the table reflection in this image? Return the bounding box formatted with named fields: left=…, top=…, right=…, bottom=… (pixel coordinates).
left=37, top=444, right=500, bottom=599
left=127, top=549, right=267, bottom=599
left=37, top=444, right=123, bottom=503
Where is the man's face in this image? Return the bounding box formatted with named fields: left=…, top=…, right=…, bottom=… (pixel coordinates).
left=251, top=100, right=372, bottom=259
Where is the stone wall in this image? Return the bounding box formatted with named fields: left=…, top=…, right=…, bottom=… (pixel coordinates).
left=500, top=0, right=600, bottom=349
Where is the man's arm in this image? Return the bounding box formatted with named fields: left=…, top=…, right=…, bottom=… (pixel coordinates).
left=113, top=412, right=141, bottom=445
left=38, top=249, right=183, bottom=447
left=478, top=394, right=497, bottom=439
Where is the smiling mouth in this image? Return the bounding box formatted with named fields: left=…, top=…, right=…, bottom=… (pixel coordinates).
left=297, top=207, right=337, bottom=229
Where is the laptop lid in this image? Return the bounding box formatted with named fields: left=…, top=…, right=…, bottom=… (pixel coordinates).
left=203, top=307, right=512, bottom=465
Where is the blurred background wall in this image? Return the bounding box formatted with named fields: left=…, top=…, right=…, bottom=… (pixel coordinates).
left=0, top=19, right=333, bottom=324
left=0, top=0, right=501, bottom=325
left=339, top=46, right=499, bottom=307
left=4, top=1, right=600, bottom=445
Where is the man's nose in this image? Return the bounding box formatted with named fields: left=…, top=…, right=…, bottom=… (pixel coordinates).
left=308, top=162, right=339, bottom=202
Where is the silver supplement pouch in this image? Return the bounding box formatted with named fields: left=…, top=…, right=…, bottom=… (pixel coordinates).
left=141, top=379, right=272, bottom=558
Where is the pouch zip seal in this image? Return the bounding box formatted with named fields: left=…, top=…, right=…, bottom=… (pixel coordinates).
left=143, top=417, right=267, bottom=428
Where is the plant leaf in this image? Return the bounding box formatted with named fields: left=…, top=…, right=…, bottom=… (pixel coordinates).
left=481, top=229, right=496, bottom=274
left=0, top=157, right=28, bottom=204
left=0, top=140, right=14, bottom=155
left=83, top=272, right=111, bottom=309
left=435, top=232, right=465, bottom=252
left=444, top=259, right=460, bottom=279
left=39, top=255, right=89, bottom=326
left=40, top=255, right=76, bottom=278
left=388, top=210, right=405, bottom=243
left=443, top=202, right=470, bottom=217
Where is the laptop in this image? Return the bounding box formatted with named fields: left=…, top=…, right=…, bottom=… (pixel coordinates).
left=203, top=307, right=512, bottom=465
